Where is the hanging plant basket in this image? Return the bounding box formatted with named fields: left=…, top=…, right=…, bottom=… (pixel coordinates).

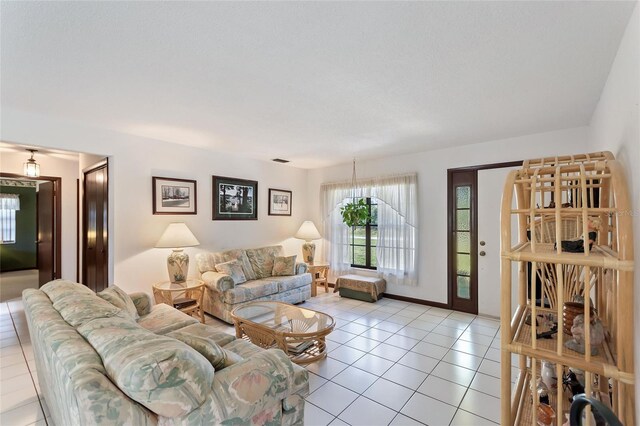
left=341, top=198, right=370, bottom=227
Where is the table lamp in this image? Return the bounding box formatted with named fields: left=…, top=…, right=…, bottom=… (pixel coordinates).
left=295, top=220, right=321, bottom=264
left=155, top=223, right=200, bottom=283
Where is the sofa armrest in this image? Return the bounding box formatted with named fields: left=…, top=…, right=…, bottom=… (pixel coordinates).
left=207, top=349, right=303, bottom=423
left=295, top=262, right=308, bottom=275
left=129, top=292, right=152, bottom=317
left=201, top=271, right=235, bottom=292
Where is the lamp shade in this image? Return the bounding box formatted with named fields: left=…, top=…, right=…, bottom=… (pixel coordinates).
left=155, top=223, right=200, bottom=248
left=295, top=221, right=321, bottom=242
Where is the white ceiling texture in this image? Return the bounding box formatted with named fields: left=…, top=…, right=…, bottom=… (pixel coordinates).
left=1, top=1, right=636, bottom=168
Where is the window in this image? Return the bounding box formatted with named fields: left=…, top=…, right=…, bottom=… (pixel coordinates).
left=0, top=193, right=20, bottom=244
left=349, top=197, right=378, bottom=269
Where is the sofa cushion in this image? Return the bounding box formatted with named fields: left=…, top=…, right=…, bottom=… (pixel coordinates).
left=222, top=279, right=279, bottom=304
left=41, top=279, right=94, bottom=302
left=177, top=323, right=236, bottom=347
left=167, top=329, right=229, bottom=370
left=245, top=246, right=284, bottom=279
left=196, top=249, right=256, bottom=281
left=215, top=259, right=247, bottom=285
left=97, top=285, right=139, bottom=320
left=78, top=315, right=214, bottom=418
left=263, top=274, right=311, bottom=293
left=53, top=293, right=123, bottom=328
left=223, top=338, right=264, bottom=359
left=136, top=303, right=198, bottom=335
left=272, top=255, right=297, bottom=277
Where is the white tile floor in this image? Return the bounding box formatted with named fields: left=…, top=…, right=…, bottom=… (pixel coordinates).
left=0, top=288, right=516, bottom=426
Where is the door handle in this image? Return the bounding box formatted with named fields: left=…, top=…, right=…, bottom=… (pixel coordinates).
left=479, top=251, right=486, bottom=256
left=479, top=241, right=486, bottom=246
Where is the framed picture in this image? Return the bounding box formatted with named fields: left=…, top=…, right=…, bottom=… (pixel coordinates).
left=152, top=177, right=197, bottom=215
left=268, top=188, right=292, bottom=216
left=212, top=176, right=258, bottom=220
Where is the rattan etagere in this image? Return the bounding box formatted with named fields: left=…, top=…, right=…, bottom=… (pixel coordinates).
left=500, top=151, right=635, bottom=425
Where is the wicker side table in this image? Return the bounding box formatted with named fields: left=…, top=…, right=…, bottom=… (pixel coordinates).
left=152, top=278, right=205, bottom=323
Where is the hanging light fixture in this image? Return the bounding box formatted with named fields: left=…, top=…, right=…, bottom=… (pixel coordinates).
left=23, top=149, right=40, bottom=178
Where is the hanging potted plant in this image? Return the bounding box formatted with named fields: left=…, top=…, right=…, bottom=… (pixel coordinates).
left=340, top=159, right=371, bottom=227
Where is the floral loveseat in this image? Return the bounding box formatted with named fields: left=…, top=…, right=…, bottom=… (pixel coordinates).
left=195, top=245, right=312, bottom=323
left=23, top=279, right=308, bottom=426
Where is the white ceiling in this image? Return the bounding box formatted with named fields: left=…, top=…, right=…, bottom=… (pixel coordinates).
left=1, top=1, right=635, bottom=168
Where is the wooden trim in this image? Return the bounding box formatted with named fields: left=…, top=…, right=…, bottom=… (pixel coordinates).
left=0, top=172, right=62, bottom=280
left=76, top=178, right=80, bottom=282
left=82, top=160, right=109, bottom=288
left=448, top=160, right=523, bottom=172
left=382, top=293, right=450, bottom=310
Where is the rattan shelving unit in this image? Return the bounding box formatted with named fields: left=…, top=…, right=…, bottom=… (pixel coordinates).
left=500, top=152, right=635, bottom=425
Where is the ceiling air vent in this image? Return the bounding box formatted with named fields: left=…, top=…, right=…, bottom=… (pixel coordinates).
left=272, top=158, right=290, bottom=163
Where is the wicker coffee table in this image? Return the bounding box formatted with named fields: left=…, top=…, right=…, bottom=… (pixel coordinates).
left=231, top=301, right=335, bottom=364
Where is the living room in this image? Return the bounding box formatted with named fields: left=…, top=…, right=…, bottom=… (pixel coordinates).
left=1, top=1, right=638, bottom=426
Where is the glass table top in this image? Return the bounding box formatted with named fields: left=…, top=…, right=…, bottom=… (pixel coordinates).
left=232, top=301, right=334, bottom=334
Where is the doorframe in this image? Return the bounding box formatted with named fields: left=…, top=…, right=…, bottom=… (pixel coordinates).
left=0, top=172, right=62, bottom=280
left=447, top=160, right=522, bottom=314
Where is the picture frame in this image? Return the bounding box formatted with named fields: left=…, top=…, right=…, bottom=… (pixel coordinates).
left=212, top=175, right=258, bottom=220
left=268, top=188, right=292, bottom=216
left=152, top=177, right=197, bottom=215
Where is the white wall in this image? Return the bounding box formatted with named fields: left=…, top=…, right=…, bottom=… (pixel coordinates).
left=308, top=126, right=589, bottom=303
left=587, top=4, right=639, bottom=421
left=1, top=108, right=310, bottom=295
left=0, top=150, right=79, bottom=279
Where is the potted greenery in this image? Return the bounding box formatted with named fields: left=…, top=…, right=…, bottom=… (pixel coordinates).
left=340, top=198, right=370, bottom=227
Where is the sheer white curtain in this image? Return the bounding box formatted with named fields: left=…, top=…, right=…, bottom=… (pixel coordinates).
left=0, top=194, right=20, bottom=244
left=321, top=173, right=418, bottom=286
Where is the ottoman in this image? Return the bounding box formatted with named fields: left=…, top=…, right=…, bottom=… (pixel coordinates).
left=334, top=274, right=386, bottom=302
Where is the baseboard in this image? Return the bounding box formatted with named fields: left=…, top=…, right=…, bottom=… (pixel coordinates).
left=382, top=292, right=450, bottom=310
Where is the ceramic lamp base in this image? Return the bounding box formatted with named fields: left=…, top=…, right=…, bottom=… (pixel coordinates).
left=167, top=249, right=189, bottom=283
left=301, top=242, right=316, bottom=264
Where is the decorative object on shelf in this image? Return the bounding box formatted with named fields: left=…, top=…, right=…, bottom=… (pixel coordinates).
left=23, top=149, right=40, bottom=177
left=295, top=221, right=322, bottom=264
left=536, top=403, right=556, bottom=426
left=212, top=175, right=258, bottom=220
left=562, top=370, right=585, bottom=402
left=565, top=314, right=605, bottom=355
left=541, top=360, right=558, bottom=393
left=340, top=159, right=370, bottom=227
left=562, top=301, right=596, bottom=335
left=155, top=222, right=200, bottom=283
left=537, top=379, right=550, bottom=405
left=152, top=177, right=197, bottom=215
left=268, top=188, right=292, bottom=216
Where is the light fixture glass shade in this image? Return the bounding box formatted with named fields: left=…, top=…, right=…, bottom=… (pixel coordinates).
left=155, top=223, right=200, bottom=248
left=295, top=221, right=321, bottom=242
left=23, top=150, right=40, bottom=178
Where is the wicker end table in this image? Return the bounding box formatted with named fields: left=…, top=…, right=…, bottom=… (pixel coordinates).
left=231, top=301, right=335, bottom=365
left=152, top=278, right=205, bottom=323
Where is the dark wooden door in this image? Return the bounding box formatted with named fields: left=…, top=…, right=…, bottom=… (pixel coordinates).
left=448, top=169, right=478, bottom=314
left=83, top=162, right=109, bottom=292
left=37, top=181, right=55, bottom=286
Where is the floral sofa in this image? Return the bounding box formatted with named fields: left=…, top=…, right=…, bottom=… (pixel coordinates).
left=195, top=245, right=312, bottom=323
left=23, top=279, right=308, bottom=426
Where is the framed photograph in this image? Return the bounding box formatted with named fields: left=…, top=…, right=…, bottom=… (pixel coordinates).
left=212, top=176, right=258, bottom=220
left=152, top=177, right=197, bottom=215
left=268, top=188, right=292, bottom=216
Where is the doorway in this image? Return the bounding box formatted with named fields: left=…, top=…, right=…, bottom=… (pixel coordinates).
left=82, top=160, right=109, bottom=292
left=447, top=161, right=522, bottom=315
left=0, top=174, right=62, bottom=300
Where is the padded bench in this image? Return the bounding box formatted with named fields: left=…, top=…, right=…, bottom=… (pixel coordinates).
left=334, top=274, right=386, bottom=302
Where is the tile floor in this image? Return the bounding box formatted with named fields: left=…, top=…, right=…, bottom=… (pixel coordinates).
left=0, top=288, right=518, bottom=426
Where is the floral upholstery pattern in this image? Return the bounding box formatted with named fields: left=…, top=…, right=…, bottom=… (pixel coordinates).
left=53, top=293, right=122, bottom=327
left=98, top=285, right=140, bottom=319
left=222, top=279, right=279, bottom=304
left=272, top=255, right=297, bottom=276
left=215, top=259, right=247, bottom=284
left=23, top=280, right=308, bottom=426
left=167, top=329, right=228, bottom=370
left=136, top=302, right=198, bottom=335
left=78, top=315, right=213, bottom=418
left=245, top=246, right=284, bottom=279
left=199, top=246, right=311, bottom=323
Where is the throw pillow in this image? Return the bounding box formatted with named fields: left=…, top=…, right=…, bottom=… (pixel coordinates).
left=96, top=285, right=139, bottom=320
left=215, top=259, right=247, bottom=284
left=272, top=255, right=297, bottom=277
left=167, top=330, right=228, bottom=370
